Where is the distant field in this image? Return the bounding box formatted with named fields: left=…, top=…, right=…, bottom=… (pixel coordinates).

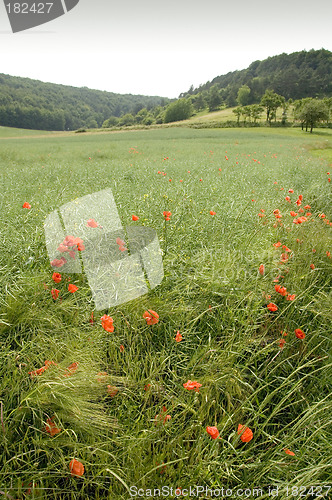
left=0, top=126, right=331, bottom=499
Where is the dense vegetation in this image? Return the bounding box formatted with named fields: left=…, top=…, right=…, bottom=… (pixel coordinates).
left=0, top=126, right=331, bottom=499
left=0, top=74, right=169, bottom=130
left=181, top=49, right=332, bottom=106
left=0, top=49, right=331, bottom=131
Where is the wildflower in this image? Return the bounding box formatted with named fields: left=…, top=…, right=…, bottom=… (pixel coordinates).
left=280, top=253, right=289, bottom=263
left=22, top=202, right=31, bottom=209
left=304, top=205, right=311, bottom=209
left=107, top=385, right=118, bottom=397
left=163, top=211, right=172, bottom=221
left=87, top=218, right=99, bottom=228
left=174, top=330, right=183, bottom=342
left=273, top=241, right=282, bottom=248
left=143, top=310, right=159, bottom=325
left=286, top=294, right=296, bottom=301
left=259, top=264, right=265, bottom=276
left=68, top=284, right=78, bottom=293
left=288, top=189, right=294, bottom=193
left=52, top=272, right=62, bottom=283
left=275, top=285, right=287, bottom=296
left=155, top=406, right=171, bottom=424
left=51, top=289, right=60, bottom=300
left=119, top=344, right=125, bottom=352
left=295, top=328, right=305, bottom=339
left=285, top=196, right=291, bottom=202
left=206, top=426, right=219, bottom=439
left=284, top=448, right=295, bottom=456
left=101, top=314, right=114, bottom=332
left=45, top=417, right=61, bottom=436
left=69, top=459, right=84, bottom=477
left=89, top=311, right=94, bottom=324
left=310, top=264, right=315, bottom=270
left=279, top=338, right=286, bottom=349
left=209, top=211, right=216, bottom=215
left=132, top=214, right=139, bottom=221
left=237, top=424, right=253, bottom=443
left=282, top=245, right=291, bottom=252
left=183, top=380, right=202, bottom=392
left=63, top=362, right=78, bottom=377
left=327, top=251, right=331, bottom=258
left=267, top=303, right=278, bottom=312
left=50, top=257, right=67, bottom=267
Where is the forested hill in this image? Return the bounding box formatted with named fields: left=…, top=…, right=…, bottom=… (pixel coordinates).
left=181, top=49, right=332, bottom=106
left=0, top=74, right=169, bottom=131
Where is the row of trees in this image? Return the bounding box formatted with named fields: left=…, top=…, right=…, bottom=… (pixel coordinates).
left=232, top=89, right=332, bottom=132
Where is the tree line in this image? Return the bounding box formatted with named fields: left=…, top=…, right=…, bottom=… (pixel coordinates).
left=0, top=74, right=169, bottom=131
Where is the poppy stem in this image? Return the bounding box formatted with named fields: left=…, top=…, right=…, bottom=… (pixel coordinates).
left=0, top=401, right=5, bottom=435
left=163, top=220, right=168, bottom=257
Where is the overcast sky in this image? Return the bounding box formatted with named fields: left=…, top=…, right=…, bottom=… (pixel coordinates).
left=0, top=0, right=331, bottom=98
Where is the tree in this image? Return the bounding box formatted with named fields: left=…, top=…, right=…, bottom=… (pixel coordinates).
left=207, top=85, right=222, bottom=112
left=236, top=85, right=251, bottom=106
left=164, top=98, right=193, bottom=123
left=299, top=99, right=329, bottom=132
left=260, top=90, right=285, bottom=123
left=232, top=107, right=242, bottom=124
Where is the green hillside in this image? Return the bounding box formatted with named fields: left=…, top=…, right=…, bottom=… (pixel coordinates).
left=0, top=74, right=169, bottom=131
left=181, top=49, right=332, bottom=105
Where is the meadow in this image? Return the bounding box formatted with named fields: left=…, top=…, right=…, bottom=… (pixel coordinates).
left=0, top=126, right=331, bottom=499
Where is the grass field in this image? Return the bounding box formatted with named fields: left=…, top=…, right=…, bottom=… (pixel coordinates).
left=0, top=126, right=331, bottom=499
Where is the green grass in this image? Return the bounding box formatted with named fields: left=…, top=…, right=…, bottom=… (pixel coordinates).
left=0, top=126, right=331, bottom=499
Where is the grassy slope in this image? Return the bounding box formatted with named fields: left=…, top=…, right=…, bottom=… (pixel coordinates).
left=0, top=126, right=331, bottom=499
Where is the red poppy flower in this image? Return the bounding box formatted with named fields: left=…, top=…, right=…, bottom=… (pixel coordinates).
left=310, top=264, right=315, bottom=270
left=273, top=241, right=282, bottom=248
left=87, top=218, right=99, bottom=228
left=101, top=314, right=114, bottom=332
left=50, top=257, right=67, bottom=268
left=209, top=211, right=216, bottom=215
left=267, top=303, right=278, bottom=312
left=68, top=284, right=78, bottom=293
left=206, top=426, right=219, bottom=439
left=295, top=328, right=305, bottom=339
left=279, top=338, right=286, bottom=349
left=107, top=384, right=118, bottom=397
left=284, top=448, right=295, bottom=456
left=285, top=196, right=291, bottom=202
left=288, top=189, right=294, bottom=193
left=155, top=406, right=171, bottom=424
left=69, top=459, right=84, bottom=477
left=259, top=264, right=265, bottom=276
left=175, top=331, right=183, bottom=342
left=298, top=194, right=303, bottom=201
left=275, top=285, right=287, bottom=296
left=132, top=215, right=139, bottom=221
left=51, top=289, right=60, bottom=300
left=286, top=294, right=296, bottom=301
left=45, top=417, right=61, bottom=436
left=63, top=362, right=79, bottom=377
left=304, top=205, right=311, bottom=209
left=52, top=272, right=62, bottom=284
left=163, top=211, right=172, bottom=221
left=183, top=380, right=202, bottom=392
left=143, top=310, right=159, bottom=325
left=119, top=344, right=125, bottom=352
left=237, top=424, right=253, bottom=443
left=22, top=202, right=31, bottom=209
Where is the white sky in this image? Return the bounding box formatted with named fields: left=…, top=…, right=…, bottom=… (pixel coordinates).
left=0, top=0, right=331, bottom=98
